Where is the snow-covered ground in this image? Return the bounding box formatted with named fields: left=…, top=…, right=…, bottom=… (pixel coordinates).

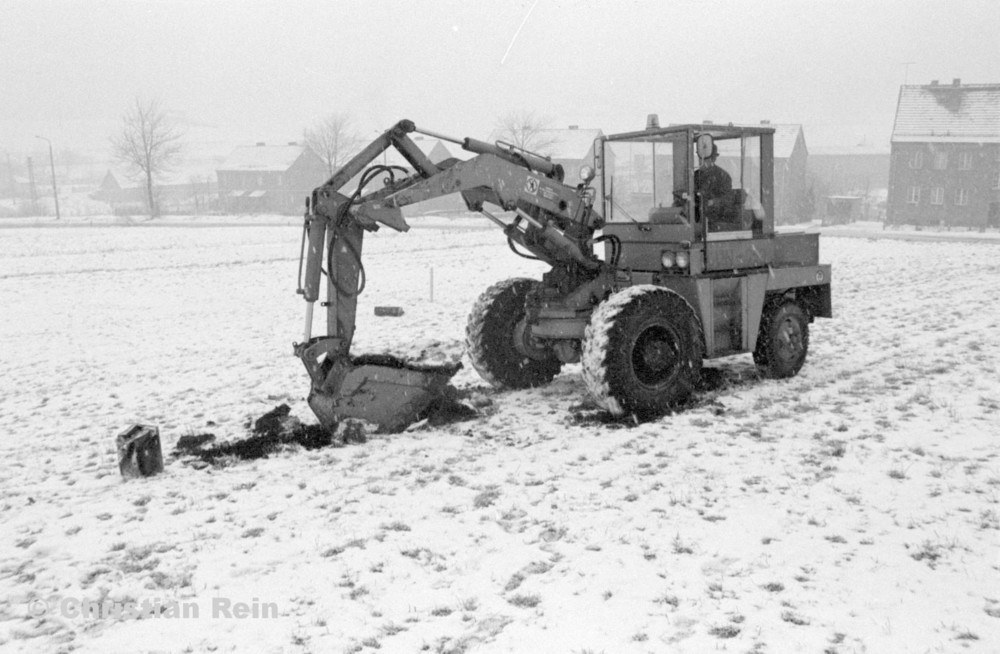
left=1, top=215, right=999, bottom=653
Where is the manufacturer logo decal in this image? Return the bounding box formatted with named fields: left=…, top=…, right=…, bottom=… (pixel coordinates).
left=524, top=177, right=540, bottom=195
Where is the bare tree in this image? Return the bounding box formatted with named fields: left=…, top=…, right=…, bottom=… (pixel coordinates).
left=110, top=97, right=183, bottom=218
left=303, top=113, right=361, bottom=177
left=492, top=110, right=558, bottom=154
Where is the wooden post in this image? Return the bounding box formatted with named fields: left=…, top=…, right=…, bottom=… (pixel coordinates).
left=117, top=425, right=164, bottom=479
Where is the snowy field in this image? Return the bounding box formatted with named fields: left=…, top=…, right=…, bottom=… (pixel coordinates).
left=1, top=215, right=999, bottom=653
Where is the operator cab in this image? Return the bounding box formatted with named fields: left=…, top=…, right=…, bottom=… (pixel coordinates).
left=598, top=121, right=774, bottom=241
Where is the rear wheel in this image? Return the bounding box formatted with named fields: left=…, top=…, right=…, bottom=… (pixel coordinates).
left=753, top=300, right=809, bottom=378
left=582, top=285, right=703, bottom=418
left=466, top=278, right=562, bottom=389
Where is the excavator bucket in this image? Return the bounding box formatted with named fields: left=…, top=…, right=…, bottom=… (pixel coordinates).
left=295, top=120, right=470, bottom=434
left=302, top=350, right=462, bottom=433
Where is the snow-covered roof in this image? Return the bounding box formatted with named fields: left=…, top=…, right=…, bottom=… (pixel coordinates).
left=892, top=82, right=1000, bottom=144
left=98, top=170, right=121, bottom=192
left=771, top=124, right=805, bottom=159
left=412, top=137, right=454, bottom=160
left=410, top=137, right=470, bottom=163
left=535, top=127, right=603, bottom=160
left=103, top=159, right=220, bottom=188
left=810, top=144, right=891, bottom=156
left=361, top=138, right=469, bottom=170
left=220, top=143, right=311, bottom=171
left=723, top=123, right=804, bottom=159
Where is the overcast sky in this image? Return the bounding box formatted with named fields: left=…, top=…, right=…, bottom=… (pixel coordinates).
left=2, top=0, right=998, bottom=159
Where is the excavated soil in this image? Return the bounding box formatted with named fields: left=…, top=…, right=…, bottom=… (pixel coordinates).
left=173, top=404, right=336, bottom=464
left=173, top=395, right=478, bottom=464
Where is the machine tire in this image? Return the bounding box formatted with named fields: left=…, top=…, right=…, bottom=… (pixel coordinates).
left=582, top=285, right=703, bottom=419
left=466, top=278, right=562, bottom=389
left=753, top=300, right=809, bottom=378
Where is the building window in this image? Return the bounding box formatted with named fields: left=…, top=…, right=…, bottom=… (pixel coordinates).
left=959, top=151, right=974, bottom=170
left=993, top=171, right=1000, bottom=190
left=907, top=186, right=921, bottom=204
left=955, top=188, right=970, bottom=206
left=909, top=151, right=924, bottom=169
left=930, top=187, right=944, bottom=205
left=932, top=151, right=948, bottom=170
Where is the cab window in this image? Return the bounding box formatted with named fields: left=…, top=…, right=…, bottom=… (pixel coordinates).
left=602, top=135, right=687, bottom=224
left=698, top=135, right=764, bottom=234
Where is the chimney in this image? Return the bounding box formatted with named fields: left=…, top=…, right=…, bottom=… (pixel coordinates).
left=646, top=114, right=660, bottom=129
left=952, top=78, right=961, bottom=86
left=287, top=141, right=298, bottom=146
left=760, top=120, right=771, bottom=125
left=256, top=142, right=266, bottom=146
left=568, top=125, right=579, bottom=130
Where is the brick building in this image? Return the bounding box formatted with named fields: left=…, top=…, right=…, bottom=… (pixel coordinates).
left=217, top=143, right=327, bottom=214
left=809, top=145, right=890, bottom=196
left=887, top=80, right=1000, bottom=229
left=91, top=167, right=217, bottom=215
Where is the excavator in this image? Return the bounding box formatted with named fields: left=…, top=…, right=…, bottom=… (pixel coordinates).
left=294, top=117, right=832, bottom=432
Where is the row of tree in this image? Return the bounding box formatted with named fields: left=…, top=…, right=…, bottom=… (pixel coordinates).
left=109, top=99, right=558, bottom=217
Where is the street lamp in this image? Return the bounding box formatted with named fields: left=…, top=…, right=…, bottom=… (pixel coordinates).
left=35, top=135, right=61, bottom=220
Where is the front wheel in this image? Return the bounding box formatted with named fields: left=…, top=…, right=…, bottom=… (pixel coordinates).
left=582, top=285, right=703, bottom=419
left=753, top=300, right=809, bottom=378
left=466, top=278, right=562, bottom=389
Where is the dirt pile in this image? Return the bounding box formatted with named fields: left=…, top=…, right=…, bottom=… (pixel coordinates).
left=173, top=404, right=338, bottom=464
left=172, top=391, right=480, bottom=466
left=417, top=387, right=480, bottom=428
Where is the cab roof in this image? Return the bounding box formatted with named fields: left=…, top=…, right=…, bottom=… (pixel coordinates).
left=604, top=123, right=776, bottom=142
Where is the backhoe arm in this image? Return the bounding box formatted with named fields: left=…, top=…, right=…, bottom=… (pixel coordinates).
left=294, top=119, right=604, bottom=433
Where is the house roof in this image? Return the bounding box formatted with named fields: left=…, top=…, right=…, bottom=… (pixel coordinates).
left=220, top=143, right=312, bottom=171
left=810, top=144, right=891, bottom=156
left=702, top=123, right=804, bottom=159
left=535, top=128, right=603, bottom=160
left=892, top=82, right=1000, bottom=143
left=412, top=137, right=465, bottom=161
left=103, top=159, right=220, bottom=188
left=359, top=137, right=470, bottom=170
left=99, top=170, right=121, bottom=192
left=770, top=124, right=806, bottom=159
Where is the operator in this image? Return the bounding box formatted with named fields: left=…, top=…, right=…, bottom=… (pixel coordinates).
left=694, top=142, right=732, bottom=224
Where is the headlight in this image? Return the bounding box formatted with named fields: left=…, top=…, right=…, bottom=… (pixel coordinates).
left=579, top=166, right=595, bottom=183
left=675, top=251, right=689, bottom=268
left=661, top=251, right=675, bottom=268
